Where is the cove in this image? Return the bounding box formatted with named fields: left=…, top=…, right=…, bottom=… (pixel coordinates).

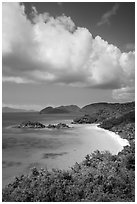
left=2, top=122, right=129, bottom=188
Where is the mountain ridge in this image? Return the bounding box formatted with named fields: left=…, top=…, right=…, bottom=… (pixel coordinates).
left=40, top=101, right=135, bottom=115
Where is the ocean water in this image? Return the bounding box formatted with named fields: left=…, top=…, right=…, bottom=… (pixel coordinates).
left=2, top=112, right=125, bottom=187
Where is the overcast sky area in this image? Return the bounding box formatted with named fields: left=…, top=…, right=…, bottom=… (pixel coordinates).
left=2, top=2, right=135, bottom=110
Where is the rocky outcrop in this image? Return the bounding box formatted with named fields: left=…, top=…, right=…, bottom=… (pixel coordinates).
left=17, top=121, right=45, bottom=128
left=47, top=123, right=70, bottom=129
left=16, top=121, right=70, bottom=129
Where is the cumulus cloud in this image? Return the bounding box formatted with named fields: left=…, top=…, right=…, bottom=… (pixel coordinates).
left=2, top=2, right=135, bottom=101
left=97, top=3, right=120, bottom=26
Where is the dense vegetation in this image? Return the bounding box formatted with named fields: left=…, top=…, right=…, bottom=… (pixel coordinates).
left=81, top=102, right=135, bottom=119
left=73, top=102, right=135, bottom=124
left=2, top=146, right=135, bottom=202
left=99, top=111, right=135, bottom=130
left=2, top=102, right=135, bottom=202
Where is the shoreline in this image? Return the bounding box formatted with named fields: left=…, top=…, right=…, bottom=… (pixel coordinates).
left=95, top=124, right=130, bottom=148
left=2, top=121, right=124, bottom=188
left=85, top=123, right=130, bottom=150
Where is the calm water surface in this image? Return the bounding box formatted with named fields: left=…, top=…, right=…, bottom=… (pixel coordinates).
left=3, top=112, right=123, bottom=187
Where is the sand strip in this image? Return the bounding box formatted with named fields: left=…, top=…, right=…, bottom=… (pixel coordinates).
left=92, top=124, right=130, bottom=148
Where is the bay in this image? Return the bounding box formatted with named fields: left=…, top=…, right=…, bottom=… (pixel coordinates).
left=2, top=112, right=125, bottom=187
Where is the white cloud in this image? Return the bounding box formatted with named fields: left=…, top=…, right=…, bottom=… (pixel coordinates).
left=97, top=3, right=120, bottom=26
left=2, top=76, right=33, bottom=84
left=2, top=2, right=135, bottom=101
left=119, top=52, right=135, bottom=79
left=2, top=3, right=33, bottom=54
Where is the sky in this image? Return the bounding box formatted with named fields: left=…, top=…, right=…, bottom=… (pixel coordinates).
left=2, top=2, right=135, bottom=110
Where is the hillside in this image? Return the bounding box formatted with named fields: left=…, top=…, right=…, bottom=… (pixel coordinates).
left=82, top=101, right=134, bottom=115
left=40, top=105, right=81, bottom=114
left=74, top=102, right=135, bottom=123
left=99, top=110, right=135, bottom=130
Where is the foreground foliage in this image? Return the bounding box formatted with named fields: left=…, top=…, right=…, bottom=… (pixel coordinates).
left=2, top=145, right=135, bottom=202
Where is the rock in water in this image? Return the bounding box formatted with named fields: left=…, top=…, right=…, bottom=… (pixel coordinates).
left=46, top=123, right=70, bottom=129
left=17, top=121, right=45, bottom=128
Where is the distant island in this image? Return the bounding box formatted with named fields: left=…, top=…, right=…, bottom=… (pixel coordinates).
left=40, top=105, right=81, bottom=114
left=2, top=107, right=35, bottom=113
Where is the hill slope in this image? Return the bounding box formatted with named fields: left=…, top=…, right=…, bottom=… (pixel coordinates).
left=73, top=102, right=135, bottom=124
left=81, top=102, right=135, bottom=121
